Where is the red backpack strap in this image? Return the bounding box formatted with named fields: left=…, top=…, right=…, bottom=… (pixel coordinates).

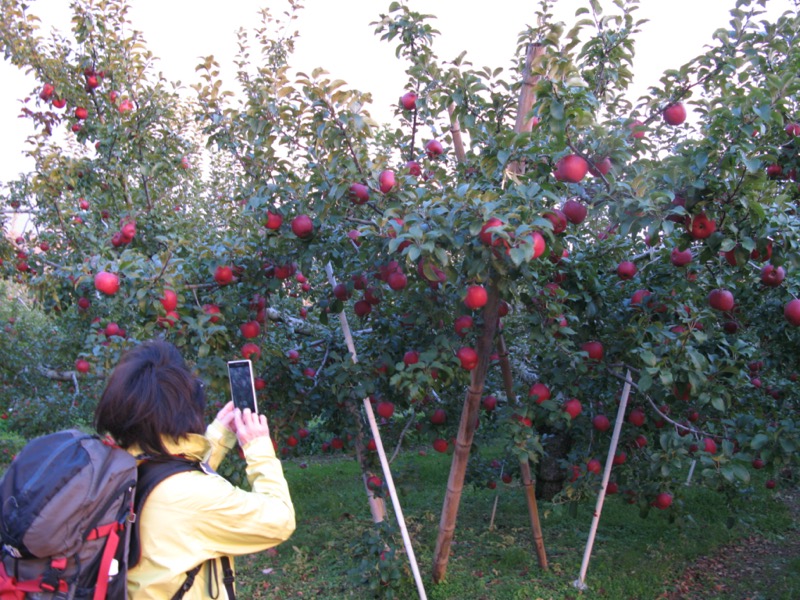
left=91, top=524, right=122, bottom=600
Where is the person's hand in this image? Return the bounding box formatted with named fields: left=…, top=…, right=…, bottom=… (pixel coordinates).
left=214, top=401, right=237, bottom=432
left=233, top=408, right=270, bottom=448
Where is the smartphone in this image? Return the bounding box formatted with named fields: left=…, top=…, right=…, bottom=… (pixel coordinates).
left=227, top=360, right=258, bottom=413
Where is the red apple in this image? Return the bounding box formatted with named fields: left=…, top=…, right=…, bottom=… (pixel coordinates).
left=265, top=211, right=283, bottom=230
left=354, top=300, right=372, bottom=317
left=464, top=285, right=488, bottom=310
left=766, top=163, right=783, bottom=178
left=333, top=283, right=351, bottom=301
left=514, top=231, right=546, bottom=261
left=406, top=160, right=422, bottom=176
left=240, top=321, right=260, bottom=339
left=387, top=271, right=407, bottom=291
left=587, top=459, right=602, bottom=475
left=670, top=247, right=692, bottom=267
left=528, top=382, right=551, bottom=404
left=403, top=350, right=420, bottom=366
left=214, top=265, right=234, bottom=286
left=75, top=106, right=88, bottom=120
left=554, top=154, right=588, bottom=183
left=376, top=401, right=395, bottom=419
left=654, top=492, right=673, bottom=510
left=291, top=214, right=314, bottom=239
left=589, top=156, right=612, bottom=176
left=564, top=398, right=582, bottom=419
left=400, top=91, right=417, bottom=110
left=52, top=97, right=66, bottom=109
left=592, top=415, right=610, bottom=432
left=752, top=458, right=765, bottom=469
left=688, top=213, right=716, bottom=239
left=581, top=341, right=604, bottom=361
left=74, top=359, right=91, bottom=374
left=77, top=297, right=91, bottom=310
left=616, top=260, right=637, bottom=280
left=542, top=209, right=568, bottom=234
left=562, top=199, right=587, bottom=224
left=613, top=452, right=627, bottom=465
left=482, top=395, right=497, bottom=411
left=378, top=170, right=396, bottom=194
left=118, top=99, right=134, bottom=113
left=760, top=264, right=785, bottom=287
left=39, top=83, right=55, bottom=101
left=94, top=271, right=120, bottom=295
left=785, top=298, right=800, bottom=326
left=160, top=289, right=178, bottom=312
left=708, top=288, right=734, bottom=311
left=663, top=102, right=686, bottom=125
left=456, top=347, right=478, bottom=370
left=202, top=304, right=221, bottom=323
left=629, top=119, right=646, bottom=139
left=454, top=315, right=474, bottom=337
left=628, top=408, right=646, bottom=427
left=430, top=409, right=446, bottom=425
left=479, top=218, right=505, bottom=246
left=104, top=322, right=121, bottom=337
left=349, top=183, right=370, bottom=205
left=433, top=438, right=448, bottom=453
left=425, top=139, right=444, bottom=159
left=702, top=438, right=717, bottom=454
left=765, top=479, right=776, bottom=489
left=785, top=122, right=800, bottom=136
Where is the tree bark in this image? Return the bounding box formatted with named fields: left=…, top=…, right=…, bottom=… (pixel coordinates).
left=496, top=334, right=548, bottom=569
left=431, top=278, right=500, bottom=583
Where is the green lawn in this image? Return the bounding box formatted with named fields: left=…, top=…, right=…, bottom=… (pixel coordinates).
left=233, top=450, right=797, bottom=599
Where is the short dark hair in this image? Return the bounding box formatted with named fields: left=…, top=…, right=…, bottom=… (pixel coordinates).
left=94, top=339, right=206, bottom=456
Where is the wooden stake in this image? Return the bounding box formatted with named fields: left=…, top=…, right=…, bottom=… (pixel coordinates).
left=325, top=263, right=428, bottom=600
left=432, top=279, right=501, bottom=583
left=573, top=370, right=634, bottom=591
left=496, top=334, right=548, bottom=569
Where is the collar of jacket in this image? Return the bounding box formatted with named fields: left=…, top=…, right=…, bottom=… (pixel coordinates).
left=127, top=433, right=213, bottom=463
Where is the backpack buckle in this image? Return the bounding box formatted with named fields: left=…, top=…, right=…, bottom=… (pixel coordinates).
left=40, top=558, right=67, bottom=592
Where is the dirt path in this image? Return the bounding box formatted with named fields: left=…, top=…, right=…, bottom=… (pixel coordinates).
left=663, top=489, right=800, bottom=599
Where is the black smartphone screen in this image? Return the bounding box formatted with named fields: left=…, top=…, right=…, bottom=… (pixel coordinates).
left=227, top=360, right=258, bottom=413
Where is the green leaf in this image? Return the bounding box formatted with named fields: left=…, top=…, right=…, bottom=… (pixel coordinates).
left=750, top=433, right=769, bottom=450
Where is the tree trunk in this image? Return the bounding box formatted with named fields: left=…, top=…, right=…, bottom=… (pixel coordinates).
left=496, top=334, right=548, bottom=569
left=431, top=278, right=500, bottom=583
left=536, top=430, right=572, bottom=501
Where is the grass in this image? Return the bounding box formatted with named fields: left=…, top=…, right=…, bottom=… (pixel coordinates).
left=232, top=450, right=796, bottom=599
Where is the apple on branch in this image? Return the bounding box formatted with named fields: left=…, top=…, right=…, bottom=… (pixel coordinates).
left=554, top=155, right=588, bottom=183
left=785, top=298, right=800, bottom=326
left=400, top=91, right=417, bottom=111
left=464, top=285, right=488, bottom=310
left=662, top=102, right=687, bottom=125
left=94, top=271, right=120, bottom=295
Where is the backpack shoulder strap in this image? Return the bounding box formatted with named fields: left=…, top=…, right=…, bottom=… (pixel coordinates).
left=130, top=458, right=202, bottom=569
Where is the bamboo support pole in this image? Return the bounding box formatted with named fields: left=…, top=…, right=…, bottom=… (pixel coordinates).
left=325, top=263, right=428, bottom=600
left=432, top=279, right=501, bottom=583
left=573, top=370, right=634, bottom=591
left=496, top=334, right=548, bottom=569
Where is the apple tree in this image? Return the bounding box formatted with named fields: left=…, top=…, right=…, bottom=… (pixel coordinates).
left=1, top=0, right=799, bottom=589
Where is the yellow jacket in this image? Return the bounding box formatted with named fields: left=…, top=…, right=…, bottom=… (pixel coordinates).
left=126, top=420, right=296, bottom=599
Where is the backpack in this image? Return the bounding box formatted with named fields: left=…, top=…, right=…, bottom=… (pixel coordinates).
left=0, top=430, right=137, bottom=600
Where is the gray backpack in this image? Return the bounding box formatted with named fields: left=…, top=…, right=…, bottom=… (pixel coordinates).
left=0, top=429, right=136, bottom=600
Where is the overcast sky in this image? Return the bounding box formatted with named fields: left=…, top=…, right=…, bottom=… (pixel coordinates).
left=0, top=0, right=795, bottom=185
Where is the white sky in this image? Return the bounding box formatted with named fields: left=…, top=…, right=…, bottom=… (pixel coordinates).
left=0, top=0, right=795, bottom=184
